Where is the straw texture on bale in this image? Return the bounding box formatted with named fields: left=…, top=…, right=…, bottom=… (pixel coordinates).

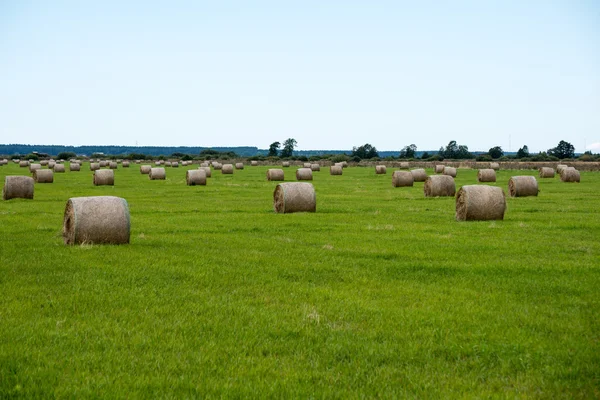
left=508, top=176, right=538, bottom=197
left=399, top=162, right=410, bottom=169
left=455, top=185, right=506, bottom=221
left=556, top=164, right=568, bottom=174
left=424, top=175, right=456, bottom=197
left=140, top=165, right=151, bottom=174
left=303, top=163, right=311, bottom=168
left=273, top=182, right=316, bottom=213
left=330, top=165, right=343, bottom=175
left=560, top=168, right=580, bottom=183
left=199, top=166, right=212, bottom=177
left=63, top=196, right=130, bottom=245
left=222, top=164, right=234, bottom=174
left=3, top=176, right=34, bottom=200
left=48, top=161, right=56, bottom=169
left=172, top=162, right=179, bottom=168
left=186, top=169, right=207, bottom=186
left=90, top=163, right=100, bottom=171
left=53, top=164, right=66, bottom=173
left=251, top=160, right=258, bottom=166
left=40, top=160, right=49, bottom=166
left=341, top=161, right=348, bottom=168
left=99, top=161, right=108, bottom=167
left=200, top=162, right=209, bottom=168
left=282, top=161, right=290, bottom=167
left=154, top=161, right=161, bottom=166
left=296, top=168, right=313, bottom=181
left=267, top=169, right=285, bottom=181
left=490, top=162, right=500, bottom=170
left=392, top=171, right=414, bottom=187
left=310, top=164, right=320, bottom=171
left=149, top=167, right=166, bottom=180
left=165, top=162, right=172, bottom=167
left=213, top=163, right=223, bottom=170
left=29, top=163, right=41, bottom=173
left=410, top=168, right=428, bottom=182
left=435, top=165, right=444, bottom=173
left=34, top=169, right=54, bottom=183
left=443, top=167, right=457, bottom=177
left=477, top=169, right=496, bottom=182
left=19, top=160, right=29, bottom=167
left=69, top=163, right=80, bottom=171
left=109, top=162, right=118, bottom=169
left=235, top=163, right=244, bottom=169
left=122, top=161, right=130, bottom=167
left=375, top=165, right=387, bottom=174
left=94, top=169, right=115, bottom=186
left=538, top=167, right=555, bottom=178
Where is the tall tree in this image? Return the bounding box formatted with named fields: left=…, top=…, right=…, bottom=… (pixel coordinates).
left=488, top=146, right=504, bottom=159
left=438, top=140, right=472, bottom=159
left=267, top=142, right=281, bottom=157
left=548, top=140, right=575, bottom=159
left=351, top=143, right=379, bottom=159
left=280, top=138, right=297, bottom=158
left=399, top=144, right=417, bottom=159
left=516, top=145, right=529, bottom=159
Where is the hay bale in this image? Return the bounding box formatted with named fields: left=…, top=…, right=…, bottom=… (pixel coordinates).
left=424, top=175, right=456, bottom=197
left=90, top=163, right=100, bottom=171
left=199, top=166, right=212, bottom=177
left=165, top=161, right=172, bottom=167
left=122, top=161, right=130, bottom=168
left=140, top=165, right=151, bottom=174
left=477, top=169, right=496, bottom=182
left=172, top=162, right=179, bottom=168
left=29, top=163, right=41, bottom=173
left=273, top=182, right=316, bottom=213
left=40, top=160, right=49, bottom=166
left=154, top=161, right=161, bottom=166
left=19, top=160, right=29, bottom=167
left=399, top=162, right=410, bottom=169
left=556, top=164, right=568, bottom=174
left=392, top=171, right=414, bottom=187
left=435, top=165, right=444, bottom=174
left=330, top=166, right=343, bottom=175
left=539, top=167, right=555, bottom=178
left=149, top=167, right=166, bottom=180
left=455, top=185, right=506, bottom=221
left=443, top=167, right=457, bottom=177
left=296, top=168, right=313, bottom=181
left=108, top=162, right=117, bottom=169
left=94, top=169, right=115, bottom=186
left=267, top=169, right=285, bottom=181
left=310, top=164, right=320, bottom=171
left=375, top=165, right=387, bottom=174
left=69, top=163, right=81, bottom=172
left=53, top=164, right=66, bottom=173
left=186, top=169, right=207, bottom=186
left=214, top=163, right=223, bottom=170
left=560, top=168, right=580, bottom=183
left=63, top=196, right=130, bottom=245
left=282, top=161, right=290, bottom=167
left=251, top=160, right=258, bottom=166
left=48, top=161, right=56, bottom=169
left=200, top=162, right=209, bottom=167
left=3, top=176, right=34, bottom=200
left=34, top=169, right=54, bottom=183
left=410, top=168, right=428, bottom=182
left=341, top=161, right=348, bottom=168
left=99, top=161, right=108, bottom=167
left=490, top=162, right=500, bottom=170
left=303, top=162, right=311, bottom=168
left=222, top=164, right=234, bottom=174
left=508, top=176, right=538, bottom=197
left=235, top=163, right=244, bottom=169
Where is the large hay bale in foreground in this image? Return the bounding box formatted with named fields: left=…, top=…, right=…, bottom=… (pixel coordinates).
left=69, top=163, right=81, bottom=172
left=273, top=182, right=316, bottom=213
left=29, top=163, right=41, bottom=173
left=267, top=169, right=285, bottom=181
left=53, top=164, right=66, bottom=173
left=539, top=167, right=555, bottom=178
left=508, top=176, right=538, bottom=197
left=330, top=166, right=343, bottom=175
left=375, top=165, right=387, bottom=174
left=560, top=168, right=580, bottom=183
left=222, top=164, right=234, bottom=174
left=435, top=165, right=444, bottom=174
left=310, top=164, right=320, bottom=171
left=424, top=175, right=455, bottom=197
left=149, top=167, right=166, bottom=180
left=477, top=169, right=496, bottom=182
left=282, top=161, right=290, bottom=167
left=235, top=163, right=244, bottom=170
left=186, top=169, right=207, bottom=186
left=3, top=176, right=34, bottom=200
left=63, top=196, right=130, bottom=245
left=140, top=165, right=151, bottom=174
left=34, top=169, right=54, bottom=183
left=296, top=168, right=313, bottom=181
left=392, top=171, right=414, bottom=187
left=410, top=168, right=428, bottom=182
left=490, top=162, right=500, bottom=170
left=94, top=169, right=115, bottom=186
left=90, top=163, right=100, bottom=171
left=443, top=167, right=457, bottom=177
left=455, top=185, right=506, bottom=221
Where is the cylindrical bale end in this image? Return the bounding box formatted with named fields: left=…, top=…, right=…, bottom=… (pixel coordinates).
left=508, top=176, right=538, bottom=197
left=90, top=163, right=100, bottom=171
left=392, top=171, right=414, bottom=187
left=273, top=182, right=316, bottom=213
left=69, top=163, right=81, bottom=172
left=490, top=162, right=500, bottom=170
left=456, top=185, right=506, bottom=221
left=53, top=164, right=66, bottom=173
left=3, top=176, right=34, bottom=200
left=424, top=175, right=456, bottom=197
left=109, top=162, right=118, bottom=169
left=63, top=196, right=130, bottom=245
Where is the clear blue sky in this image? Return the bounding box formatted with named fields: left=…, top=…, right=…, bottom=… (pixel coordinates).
left=1, top=1, right=598, bottom=153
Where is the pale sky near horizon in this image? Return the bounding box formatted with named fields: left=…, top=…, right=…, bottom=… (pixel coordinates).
left=1, top=1, right=599, bottom=153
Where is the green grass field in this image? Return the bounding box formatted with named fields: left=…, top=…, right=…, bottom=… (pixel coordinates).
left=1, top=162, right=599, bottom=398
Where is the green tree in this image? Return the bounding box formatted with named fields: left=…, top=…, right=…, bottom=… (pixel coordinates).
left=57, top=151, right=76, bottom=160
left=268, top=142, right=281, bottom=157
left=280, top=138, right=297, bottom=158
left=548, top=140, right=575, bottom=159
left=420, top=151, right=430, bottom=159
left=516, top=145, right=530, bottom=159
left=438, top=140, right=472, bottom=159
left=488, top=146, right=504, bottom=159
left=352, top=143, right=379, bottom=159
left=399, top=144, right=417, bottom=159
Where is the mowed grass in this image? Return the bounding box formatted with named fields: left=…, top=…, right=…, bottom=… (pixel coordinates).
left=1, top=162, right=599, bottom=398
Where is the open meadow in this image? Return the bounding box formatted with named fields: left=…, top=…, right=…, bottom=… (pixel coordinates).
left=1, top=162, right=599, bottom=397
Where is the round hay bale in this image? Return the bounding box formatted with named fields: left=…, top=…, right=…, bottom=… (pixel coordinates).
left=399, top=162, right=410, bottom=169
left=213, top=163, right=223, bottom=170
left=29, top=163, right=41, bottom=173
left=392, top=171, right=414, bottom=187
left=251, top=160, right=258, bottom=166
left=109, top=162, right=118, bottom=169
left=435, top=165, right=444, bottom=174
left=330, top=165, right=343, bottom=175
left=53, top=164, right=66, bottom=173
left=489, top=162, right=500, bottom=170
left=273, top=182, right=316, bottom=213
left=455, top=185, right=506, bottom=221
left=140, top=165, right=151, bottom=174
left=282, top=161, right=290, bottom=167
left=303, top=162, right=311, bottom=168
left=443, top=167, right=457, bottom=177
left=560, top=168, right=580, bottom=183
left=3, top=176, right=34, bottom=200
left=122, top=161, right=130, bottom=168
left=341, top=161, right=348, bottom=168
left=172, top=162, right=179, bottom=168
left=200, top=162, right=209, bottom=168
left=186, top=169, right=206, bottom=186
left=199, top=166, right=212, bottom=177
left=424, top=175, right=456, bottom=197
left=267, top=169, right=285, bottom=181
left=19, top=160, right=29, bottom=167
left=310, top=164, right=320, bottom=171
left=235, top=163, right=244, bottom=169
left=556, top=164, right=568, bottom=174
left=99, top=161, right=108, bottom=167
left=40, top=160, right=49, bottom=166
left=63, top=196, right=130, bottom=245
left=48, top=161, right=56, bottom=169
left=94, top=169, right=115, bottom=186
left=539, top=167, right=555, bottom=178
left=296, top=168, right=313, bottom=181
left=508, top=176, right=538, bottom=197
left=165, top=161, right=172, bottom=167
left=375, top=165, right=387, bottom=174
left=477, top=169, right=496, bottom=182
left=69, top=163, right=81, bottom=172
left=334, top=162, right=344, bottom=168
left=154, top=161, right=161, bottom=166
left=222, top=164, right=234, bottom=174
left=149, top=167, right=166, bottom=180
left=135, top=160, right=141, bottom=164
left=410, top=168, right=428, bottom=182
left=34, top=169, right=54, bottom=183
left=90, top=163, right=100, bottom=171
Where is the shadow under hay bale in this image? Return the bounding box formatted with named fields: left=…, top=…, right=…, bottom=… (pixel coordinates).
left=149, top=167, right=166, bottom=180
left=539, top=167, right=555, bottom=178
left=3, top=176, right=34, bottom=200
left=94, top=169, right=115, bottom=186
left=296, top=168, right=313, bottom=181
left=508, top=176, right=538, bottom=197
left=273, top=182, right=316, bottom=213
left=477, top=169, right=496, bottom=182
left=186, top=169, right=206, bottom=186
left=424, top=175, right=455, bottom=197
left=456, top=185, right=506, bottom=221
left=330, top=166, right=343, bottom=175
left=392, top=171, right=414, bottom=187
left=63, top=196, right=130, bottom=245
left=410, top=168, right=428, bottom=182
left=560, top=168, right=580, bottom=182
left=267, top=169, right=285, bottom=181
left=34, top=169, right=54, bottom=183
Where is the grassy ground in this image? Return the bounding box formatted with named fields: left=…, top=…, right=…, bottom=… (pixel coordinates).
left=1, top=162, right=599, bottom=398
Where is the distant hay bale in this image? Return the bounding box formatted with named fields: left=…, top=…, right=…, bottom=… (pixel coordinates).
left=122, top=161, right=130, bottom=167
left=213, top=163, right=223, bottom=170
left=48, top=161, right=56, bottom=169
left=330, top=165, right=343, bottom=175
left=392, top=171, right=414, bottom=187
left=19, top=160, right=29, bottom=167
left=539, top=167, right=555, bottom=178
left=477, top=169, right=496, bottom=182
left=53, top=164, right=66, bottom=173
left=172, top=162, right=179, bottom=168
left=40, top=160, right=49, bottom=166
left=99, top=161, right=108, bottom=167
left=222, top=164, right=234, bottom=174
left=200, top=162, right=209, bottom=167
left=399, top=162, right=410, bottom=169
left=303, top=162, right=312, bottom=168
left=296, top=168, right=313, bottom=180
left=186, top=169, right=207, bottom=186
left=267, top=169, right=285, bottom=181
left=455, top=185, right=506, bottom=221
left=63, top=196, right=130, bottom=245
left=135, top=160, right=141, bottom=164
left=410, top=168, right=428, bottom=182
left=140, top=165, right=151, bottom=174
left=108, top=162, right=118, bottom=169
left=375, top=165, right=387, bottom=174
left=154, top=161, right=161, bottom=166
left=149, top=167, right=166, bottom=180
left=29, top=163, right=41, bottom=173
left=251, top=160, right=258, bottom=166
left=560, top=168, right=580, bottom=183
left=508, top=176, right=538, bottom=197
left=273, top=182, right=316, bottom=213
left=341, top=161, right=348, bottom=168
left=490, top=162, right=500, bottom=170
left=94, top=169, right=115, bottom=186
left=3, top=176, right=34, bottom=200
left=34, top=169, right=54, bottom=183
left=424, top=175, right=456, bottom=197
left=443, top=167, right=457, bottom=177
left=435, top=165, right=444, bottom=174
left=165, top=161, right=172, bottom=167
left=199, top=166, right=212, bottom=177
left=235, top=163, right=244, bottom=169
left=282, top=161, right=290, bottom=167
left=334, top=162, right=344, bottom=168
left=69, top=163, right=81, bottom=172
left=310, top=164, right=320, bottom=171
left=556, top=164, right=568, bottom=174
left=90, top=163, right=100, bottom=171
